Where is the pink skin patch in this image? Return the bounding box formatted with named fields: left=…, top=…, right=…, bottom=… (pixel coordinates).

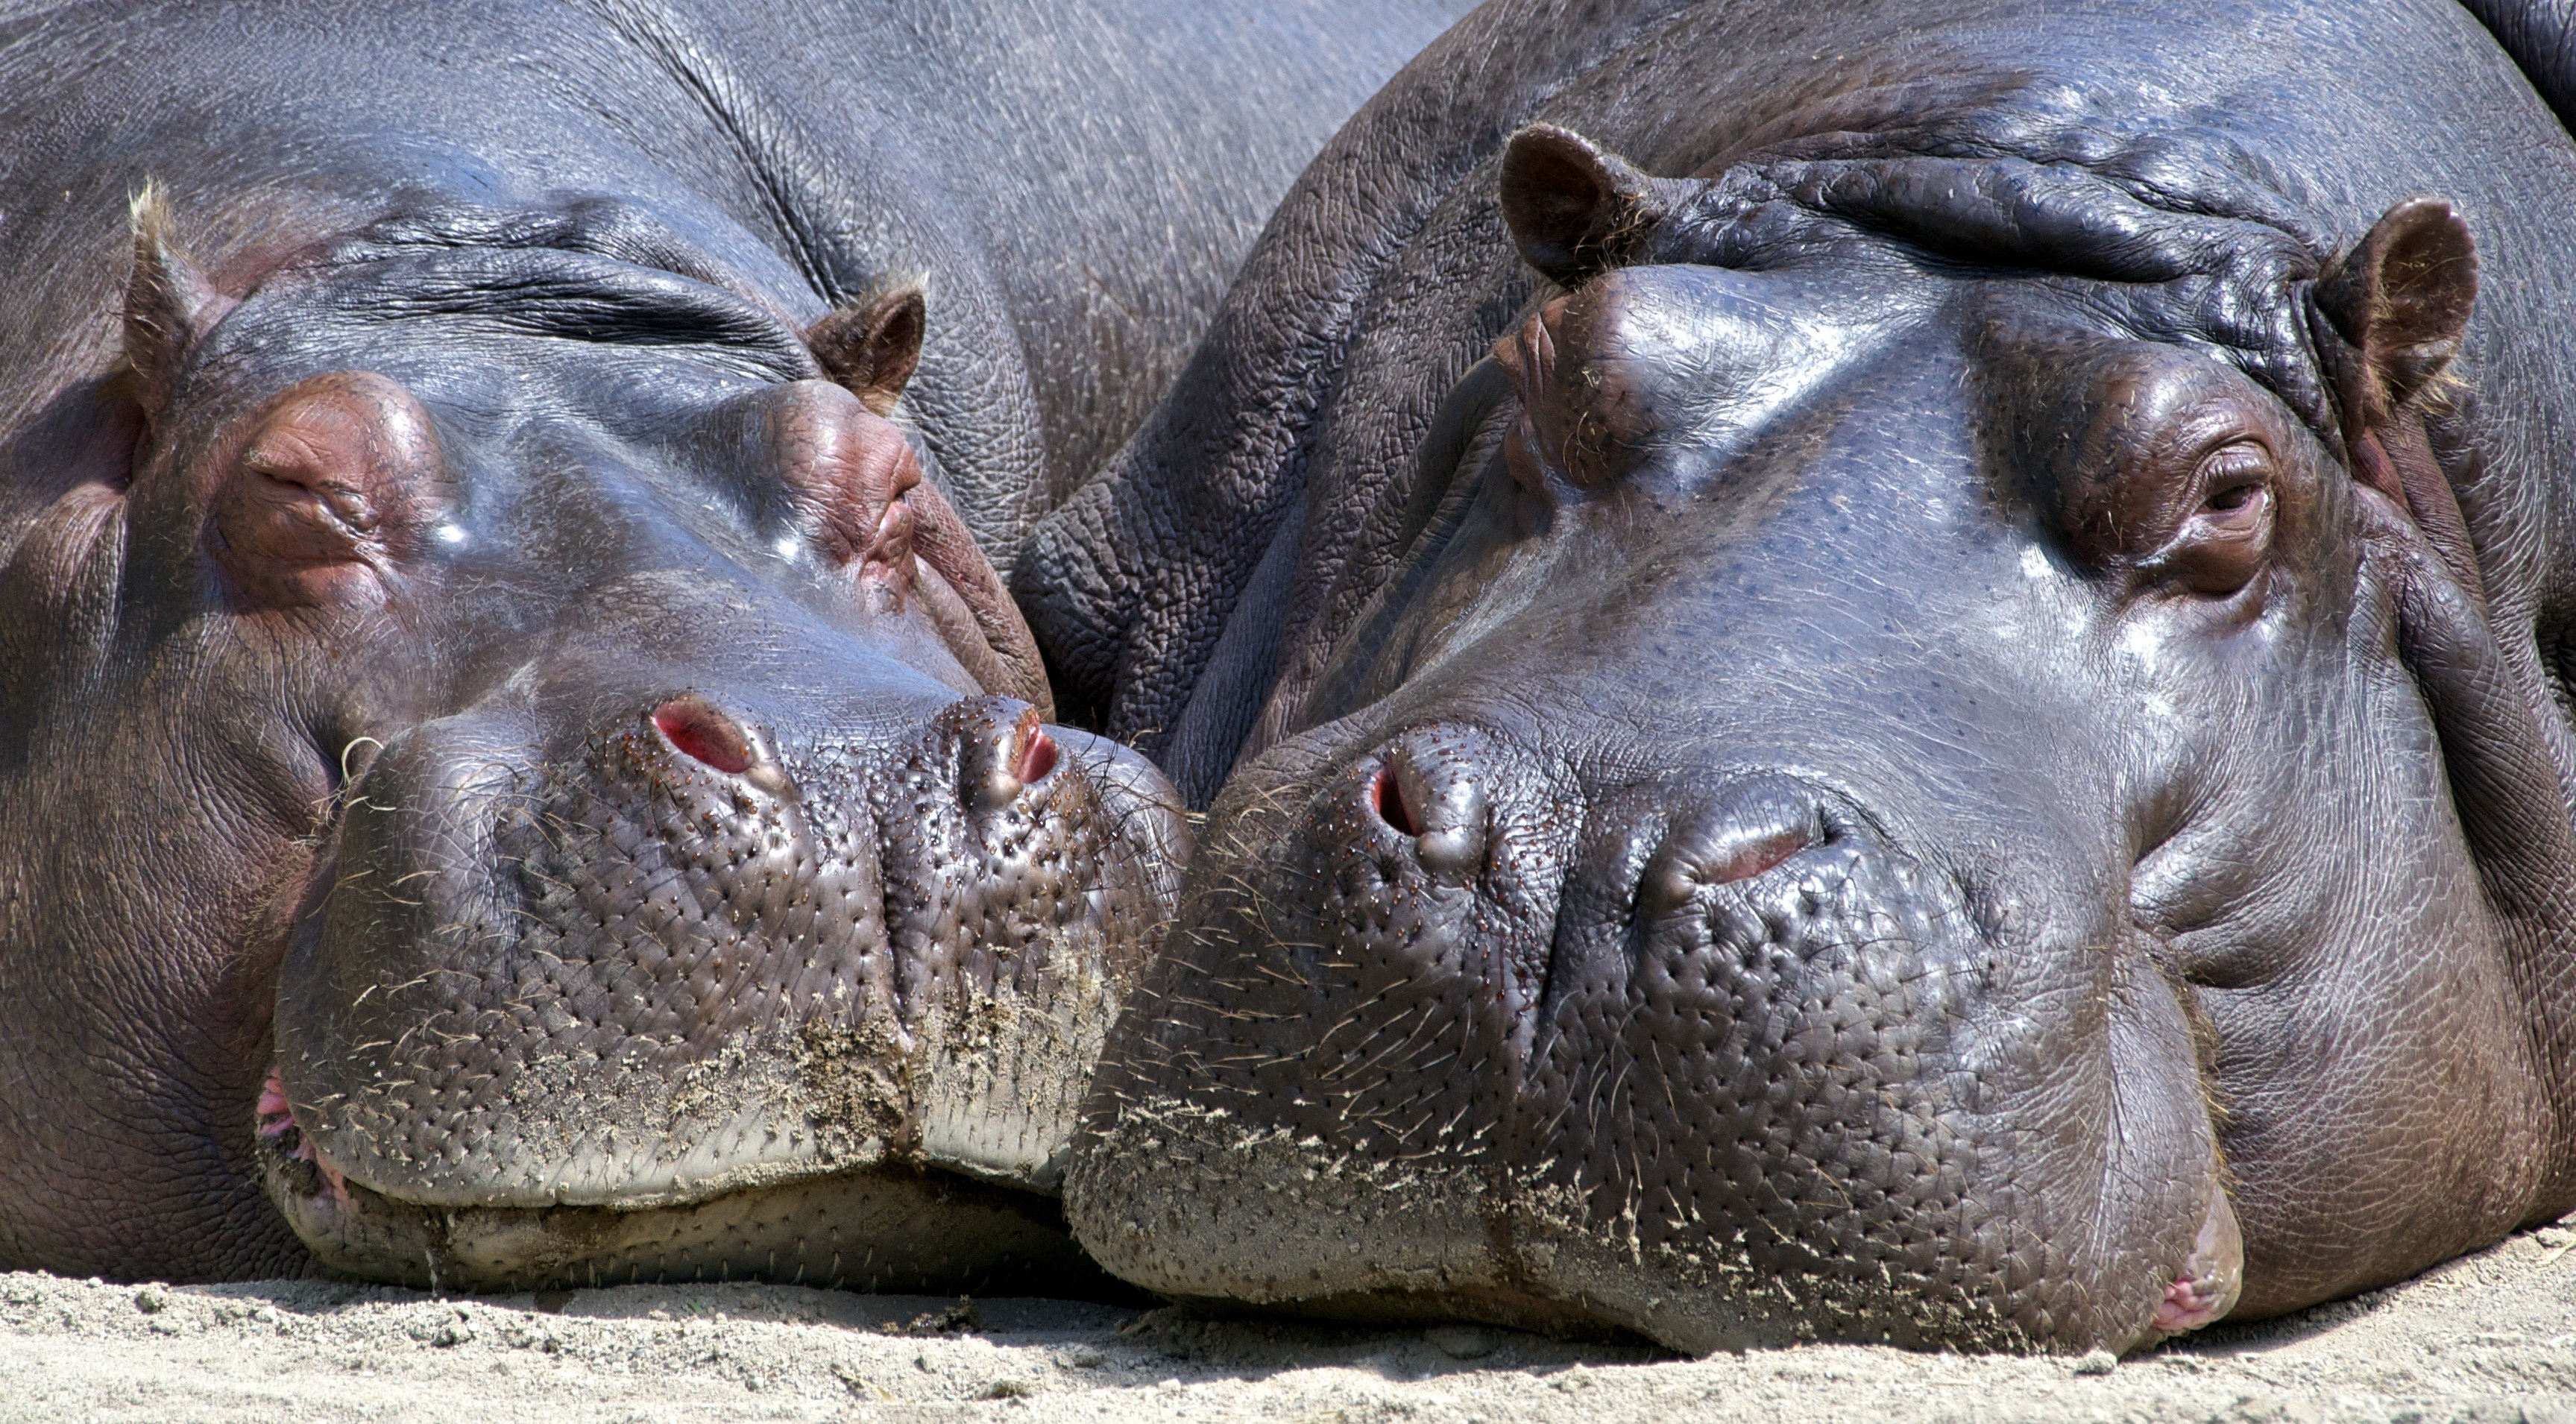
left=1700, top=827, right=1810, bottom=885
left=255, top=1074, right=294, bottom=1136
left=257, top=1070, right=351, bottom=1205
left=652, top=698, right=754, bottom=775
left=2155, top=1273, right=2231, bottom=1334
left=2151, top=1184, right=2245, bottom=1336
left=1011, top=708, right=1057, bottom=785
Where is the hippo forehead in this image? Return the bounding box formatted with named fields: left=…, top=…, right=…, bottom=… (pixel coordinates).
left=174, top=204, right=821, bottom=427
left=1615, top=130, right=2341, bottom=440
left=149, top=222, right=898, bottom=623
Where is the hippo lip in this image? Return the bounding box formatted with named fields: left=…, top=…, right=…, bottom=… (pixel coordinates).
left=255, top=1069, right=351, bottom=1207
left=251, top=1063, right=1107, bottom=1294
left=2148, top=1182, right=2246, bottom=1339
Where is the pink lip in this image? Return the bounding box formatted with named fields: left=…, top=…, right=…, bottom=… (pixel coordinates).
left=2153, top=1270, right=2232, bottom=1334
left=258, top=1069, right=351, bottom=1204
left=2150, top=1182, right=2244, bottom=1337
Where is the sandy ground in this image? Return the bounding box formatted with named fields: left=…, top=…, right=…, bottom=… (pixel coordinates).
left=1, top=1218, right=2569, bottom=1423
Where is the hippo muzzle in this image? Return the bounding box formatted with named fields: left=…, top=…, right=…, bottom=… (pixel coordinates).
left=259, top=631, right=1185, bottom=1291
left=1074, top=712, right=2235, bottom=1351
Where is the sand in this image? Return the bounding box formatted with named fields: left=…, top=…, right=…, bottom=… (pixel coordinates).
left=1, top=1217, right=2568, bottom=1423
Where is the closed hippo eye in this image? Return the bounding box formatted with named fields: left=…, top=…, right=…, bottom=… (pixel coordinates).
left=1492, top=287, right=1666, bottom=493
left=2152, top=439, right=2277, bottom=596
left=208, top=370, right=442, bottom=608
left=2035, top=341, right=2296, bottom=602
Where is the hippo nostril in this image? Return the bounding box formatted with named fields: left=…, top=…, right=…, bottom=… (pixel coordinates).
left=1013, top=712, right=1058, bottom=784
left=1369, top=746, right=1490, bottom=879
left=1700, top=826, right=1810, bottom=885
left=651, top=696, right=754, bottom=774
left=1640, top=787, right=1830, bottom=915
left=1371, top=762, right=1422, bottom=837
left=971, top=706, right=1056, bottom=810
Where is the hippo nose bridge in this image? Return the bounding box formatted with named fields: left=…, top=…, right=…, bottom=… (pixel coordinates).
left=629, top=681, right=1065, bottom=810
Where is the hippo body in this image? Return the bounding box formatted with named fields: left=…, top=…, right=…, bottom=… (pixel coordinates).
left=1022, top=0, right=2576, bottom=1353
left=0, top=0, right=1467, bottom=1285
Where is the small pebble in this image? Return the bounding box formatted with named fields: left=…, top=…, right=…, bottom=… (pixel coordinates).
left=2073, top=1349, right=2117, bottom=1376
left=1425, top=1324, right=1496, bottom=1360
left=132, top=1287, right=170, bottom=1315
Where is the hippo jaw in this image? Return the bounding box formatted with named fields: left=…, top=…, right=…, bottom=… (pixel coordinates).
left=255, top=1075, right=1103, bottom=1295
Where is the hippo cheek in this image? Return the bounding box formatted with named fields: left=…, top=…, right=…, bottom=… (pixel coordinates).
left=261, top=688, right=1184, bottom=1293
left=1071, top=746, right=2230, bottom=1352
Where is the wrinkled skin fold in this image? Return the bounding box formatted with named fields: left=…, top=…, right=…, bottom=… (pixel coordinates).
left=1026, top=0, right=2576, bottom=1354
left=0, top=0, right=1470, bottom=1285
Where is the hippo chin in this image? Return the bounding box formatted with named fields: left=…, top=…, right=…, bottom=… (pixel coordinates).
left=1026, top=0, right=2576, bottom=1353
left=0, top=0, right=1468, bottom=1285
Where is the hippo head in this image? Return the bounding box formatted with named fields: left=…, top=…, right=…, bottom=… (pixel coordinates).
left=1068, top=129, right=2575, bottom=1351
left=1, top=192, right=1184, bottom=1288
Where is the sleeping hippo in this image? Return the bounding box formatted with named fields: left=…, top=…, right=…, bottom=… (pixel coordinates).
left=1020, top=0, right=2576, bottom=1352
left=0, top=0, right=1468, bottom=1287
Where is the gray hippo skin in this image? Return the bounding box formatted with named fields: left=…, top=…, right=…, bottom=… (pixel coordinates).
left=1021, top=0, right=2576, bottom=1353
left=0, top=0, right=1468, bottom=1286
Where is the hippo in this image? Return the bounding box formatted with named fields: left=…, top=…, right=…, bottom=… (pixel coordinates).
left=0, top=0, right=1469, bottom=1288
left=1018, top=0, right=2576, bottom=1353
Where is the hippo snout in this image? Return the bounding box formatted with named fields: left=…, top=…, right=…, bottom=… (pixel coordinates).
left=1072, top=733, right=2226, bottom=1352
left=265, top=671, right=1183, bottom=1293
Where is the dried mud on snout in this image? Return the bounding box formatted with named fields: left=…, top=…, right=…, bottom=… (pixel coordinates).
left=0, top=1216, right=2567, bottom=1421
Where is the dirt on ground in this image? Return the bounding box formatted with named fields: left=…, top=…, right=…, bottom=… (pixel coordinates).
left=1, top=1217, right=2568, bottom=1423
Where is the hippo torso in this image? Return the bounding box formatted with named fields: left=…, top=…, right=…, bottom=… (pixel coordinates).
left=0, top=0, right=1467, bottom=1283
left=1024, top=0, right=2576, bottom=1353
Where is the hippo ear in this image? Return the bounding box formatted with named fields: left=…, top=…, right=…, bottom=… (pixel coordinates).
left=1499, top=125, right=1683, bottom=286
left=807, top=286, right=925, bottom=417
left=2317, top=200, right=2486, bottom=603
left=122, top=185, right=225, bottom=416
left=2314, top=198, right=2477, bottom=429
